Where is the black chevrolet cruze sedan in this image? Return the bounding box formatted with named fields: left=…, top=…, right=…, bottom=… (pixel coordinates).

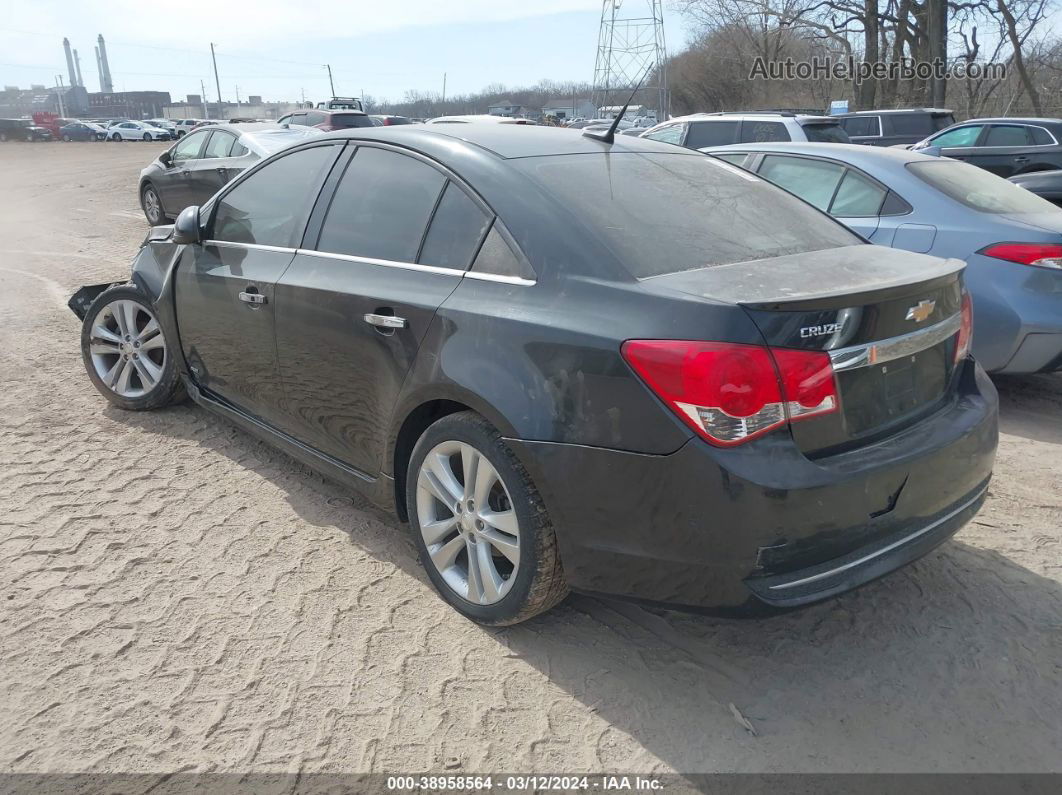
left=70, top=125, right=998, bottom=625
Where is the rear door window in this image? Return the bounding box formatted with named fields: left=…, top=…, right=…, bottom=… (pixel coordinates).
left=739, top=120, right=789, bottom=143
left=759, top=155, right=846, bottom=210
left=889, top=114, right=935, bottom=137
left=983, top=124, right=1032, bottom=146
left=829, top=169, right=887, bottom=217
left=316, top=146, right=446, bottom=262
left=1030, top=126, right=1055, bottom=145
left=202, top=131, right=235, bottom=158
left=685, top=121, right=739, bottom=148
left=418, top=182, right=492, bottom=269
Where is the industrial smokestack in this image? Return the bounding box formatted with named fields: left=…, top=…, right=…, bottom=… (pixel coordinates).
left=97, top=34, right=114, bottom=93
left=73, top=49, right=84, bottom=88
left=95, top=46, right=104, bottom=92
left=63, top=38, right=77, bottom=89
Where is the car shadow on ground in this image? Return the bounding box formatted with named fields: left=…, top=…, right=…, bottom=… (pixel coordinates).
left=105, top=401, right=1062, bottom=772
left=992, top=372, right=1062, bottom=445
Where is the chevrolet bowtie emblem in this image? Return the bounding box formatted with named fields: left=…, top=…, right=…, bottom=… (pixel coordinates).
left=905, top=299, right=936, bottom=323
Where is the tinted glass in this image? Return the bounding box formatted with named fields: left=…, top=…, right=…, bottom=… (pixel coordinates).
left=212, top=144, right=337, bottom=247
left=759, top=155, right=846, bottom=210
left=685, top=121, right=738, bottom=148
left=230, top=139, right=249, bottom=157
left=418, top=182, right=491, bottom=269
left=305, top=111, right=326, bottom=126
left=289, top=114, right=308, bottom=126
left=331, top=113, right=374, bottom=129
left=829, top=169, right=887, bottom=217
left=1031, top=126, right=1054, bottom=145
left=930, top=125, right=983, bottom=148
left=172, top=130, right=208, bottom=161
left=203, top=131, right=235, bottom=158
left=889, top=114, right=935, bottom=136
left=802, top=123, right=850, bottom=143
left=842, top=116, right=879, bottom=137
left=984, top=125, right=1031, bottom=146
left=908, top=160, right=1061, bottom=214
left=713, top=153, right=751, bottom=166
left=516, top=153, right=858, bottom=278
left=470, top=225, right=534, bottom=280
left=932, top=114, right=956, bottom=131
left=316, top=147, right=445, bottom=261
left=740, top=120, right=789, bottom=143
left=644, top=124, right=684, bottom=144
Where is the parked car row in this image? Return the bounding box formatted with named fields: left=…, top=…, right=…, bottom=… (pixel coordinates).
left=73, top=122, right=1002, bottom=626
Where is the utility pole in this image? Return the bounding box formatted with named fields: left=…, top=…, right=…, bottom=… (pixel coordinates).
left=54, top=76, right=66, bottom=117
left=442, top=72, right=447, bottom=103
left=235, top=84, right=241, bottom=112
left=210, top=43, right=223, bottom=120
left=326, top=64, right=335, bottom=97
left=200, top=80, right=209, bottom=119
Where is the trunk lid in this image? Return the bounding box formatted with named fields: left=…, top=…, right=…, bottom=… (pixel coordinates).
left=646, top=244, right=967, bottom=456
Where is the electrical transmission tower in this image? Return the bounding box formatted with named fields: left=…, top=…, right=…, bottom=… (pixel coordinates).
left=591, top=0, right=668, bottom=122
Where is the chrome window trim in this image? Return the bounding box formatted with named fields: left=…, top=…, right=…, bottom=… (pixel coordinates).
left=828, top=312, right=962, bottom=372
left=295, top=248, right=537, bottom=285
left=203, top=240, right=298, bottom=255
left=767, top=483, right=989, bottom=592
left=464, top=270, right=537, bottom=286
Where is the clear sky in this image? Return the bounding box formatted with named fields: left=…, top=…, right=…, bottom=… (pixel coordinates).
left=0, top=1, right=693, bottom=104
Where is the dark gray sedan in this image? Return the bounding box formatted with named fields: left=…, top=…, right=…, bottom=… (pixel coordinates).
left=138, top=123, right=322, bottom=225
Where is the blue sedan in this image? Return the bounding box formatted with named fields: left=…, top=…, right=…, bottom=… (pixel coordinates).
left=59, top=121, right=108, bottom=142
left=703, top=142, right=1062, bottom=374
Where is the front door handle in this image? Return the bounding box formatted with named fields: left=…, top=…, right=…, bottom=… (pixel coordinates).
left=239, top=290, right=267, bottom=306
left=363, top=313, right=407, bottom=329
left=1014, top=156, right=1030, bottom=163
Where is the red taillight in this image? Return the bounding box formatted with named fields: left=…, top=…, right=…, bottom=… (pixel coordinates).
left=955, top=292, right=973, bottom=364
left=979, top=242, right=1062, bottom=269
left=621, top=340, right=839, bottom=447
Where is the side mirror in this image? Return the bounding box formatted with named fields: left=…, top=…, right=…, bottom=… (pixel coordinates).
left=159, top=150, right=173, bottom=166
left=172, top=206, right=201, bottom=245
left=919, top=145, right=943, bottom=158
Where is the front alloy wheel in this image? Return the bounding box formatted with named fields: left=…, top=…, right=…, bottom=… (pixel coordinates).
left=142, top=185, right=163, bottom=225
left=80, top=285, right=185, bottom=410
left=407, top=411, right=568, bottom=625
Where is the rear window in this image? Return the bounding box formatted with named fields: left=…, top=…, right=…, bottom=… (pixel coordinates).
left=515, top=152, right=859, bottom=279
left=332, top=113, right=374, bottom=129
left=889, top=114, right=936, bottom=136
left=909, top=160, right=1061, bottom=214
left=801, top=123, right=850, bottom=143
left=684, top=121, right=738, bottom=148
left=841, top=116, right=880, bottom=137
left=932, top=113, right=956, bottom=131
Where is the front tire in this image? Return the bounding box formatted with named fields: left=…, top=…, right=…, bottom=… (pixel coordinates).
left=62, top=134, right=71, bottom=142
left=141, top=183, right=165, bottom=225
left=80, top=285, right=185, bottom=411
left=406, top=411, right=568, bottom=625
left=143, top=133, right=152, bottom=141
left=111, top=132, right=122, bottom=142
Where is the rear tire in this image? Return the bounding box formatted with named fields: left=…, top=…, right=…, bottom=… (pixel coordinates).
left=111, top=132, right=121, bottom=142
left=80, top=285, right=186, bottom=411
left=406, top=411, right=568, bottom=625
left=140, top=183, right=165, bottom=225
left=62, top=134, right=71, bottom=142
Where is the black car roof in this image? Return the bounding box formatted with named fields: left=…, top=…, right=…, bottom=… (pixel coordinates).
left=326, top=124, right=695, bottom=160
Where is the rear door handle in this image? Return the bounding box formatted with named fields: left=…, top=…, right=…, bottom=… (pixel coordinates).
left=363, top=313, right=407, bottom=329
left=1014, top=156, right=1030, bottom=163
left=239, top=290, right=267, bottom=306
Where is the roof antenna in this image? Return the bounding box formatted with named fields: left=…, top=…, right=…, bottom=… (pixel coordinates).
left=584, top=66, right=654, bottom=145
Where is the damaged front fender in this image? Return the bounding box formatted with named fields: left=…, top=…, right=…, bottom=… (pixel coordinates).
left=68, top=283, right=118, bottom=320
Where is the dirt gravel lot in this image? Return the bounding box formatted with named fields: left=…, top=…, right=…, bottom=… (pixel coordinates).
left=0, top=142, right=1060, bottom=776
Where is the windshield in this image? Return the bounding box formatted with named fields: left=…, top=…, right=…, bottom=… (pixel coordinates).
left=908, top=159, right=1062, bottom=214
left=515, top=152, right=859, bottom=278
left=802, top=123, right=850, bottom=143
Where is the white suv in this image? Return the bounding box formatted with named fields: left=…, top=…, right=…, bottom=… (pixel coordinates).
left=640, top=112, right=851, bottom=149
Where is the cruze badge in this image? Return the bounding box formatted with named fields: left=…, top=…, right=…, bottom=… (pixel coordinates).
left=799, top=322, right=845, bottom=339
left=905, top=299, right=936, bottom=323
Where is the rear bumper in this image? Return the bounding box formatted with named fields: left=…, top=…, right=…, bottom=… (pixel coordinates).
left=508, top=360, right=998, bottom=614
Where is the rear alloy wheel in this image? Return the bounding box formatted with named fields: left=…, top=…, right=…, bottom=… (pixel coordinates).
left=141, top=184, right=164, bottom=225
left=80, top=285, right=185, bottom=411
left=407, top=411, right=568, bottom=625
